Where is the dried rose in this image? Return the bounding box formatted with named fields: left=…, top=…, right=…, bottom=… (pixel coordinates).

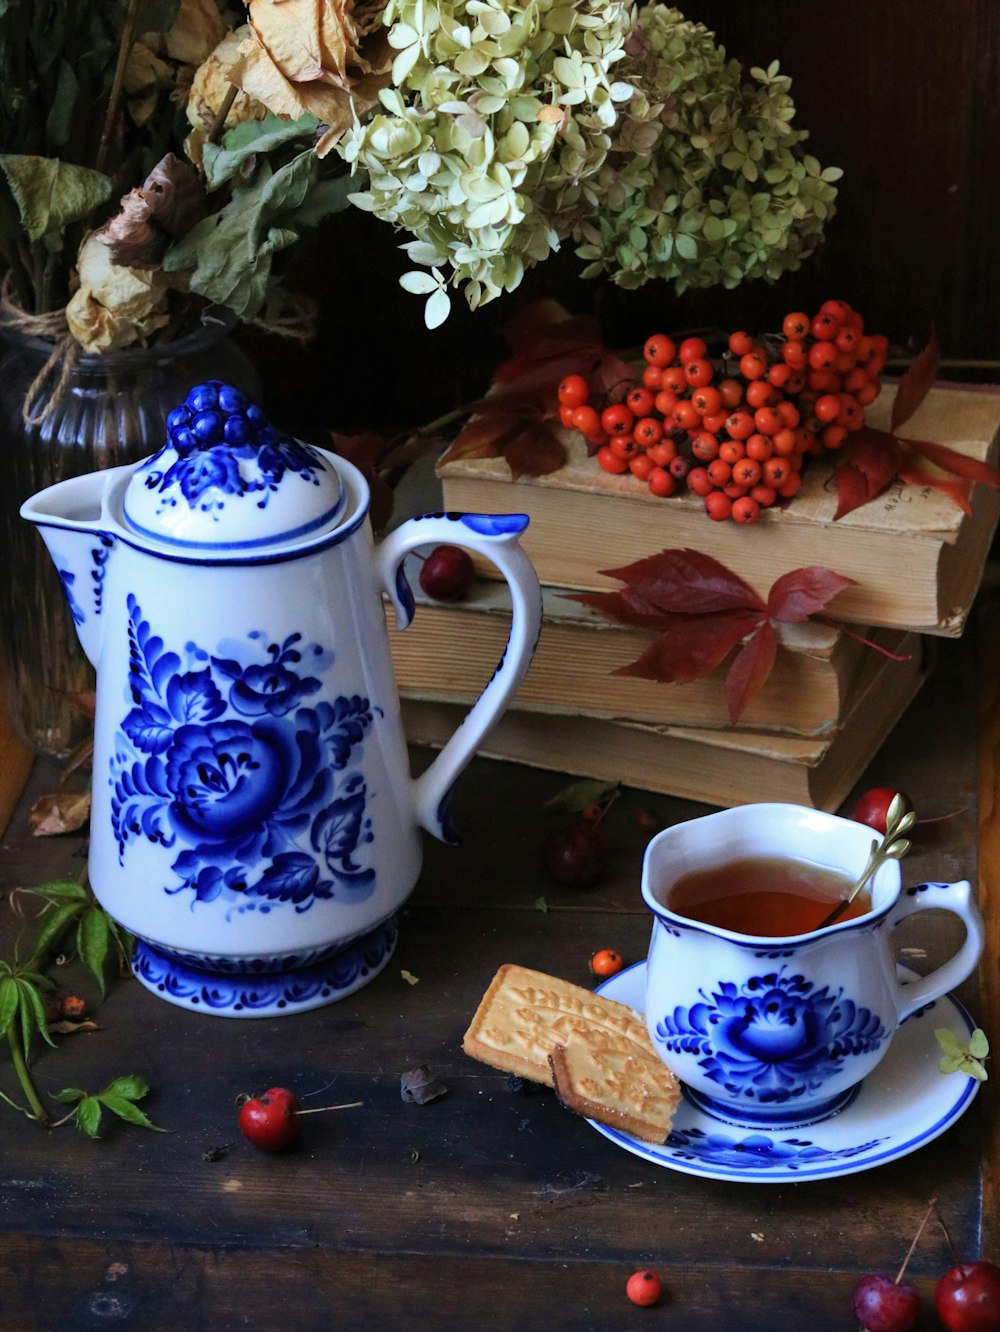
left=227, top=0, right=392, bottom=156
left=65, top=233, right=171, bottom=354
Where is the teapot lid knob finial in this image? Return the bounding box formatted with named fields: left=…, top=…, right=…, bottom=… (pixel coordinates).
left=122, top=381, right=345, bottom=550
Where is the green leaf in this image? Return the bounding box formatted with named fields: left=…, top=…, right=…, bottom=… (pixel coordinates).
left=533, top=896, right=548, bottom=913
left=101, top=1075, right=150, bottom=1102
left=54, top=1087, right=86, bottom=1104
left=98, top=1091, right=166, bottom=1132
left=544, top=778, right=620, bottom=814
left=0, top=154, right=111, bottom=242
left=0, top=977, right=18, bottom=1037
left=75, top=1096, right=103, bottom=1138
left=30, top=901, right=84, bottom=965
left=201, top=113, right=320, bottom=191
left=77, top=906, right=110, bottom=994
left=164, top=154, right=319, bottom=319
left=33, top=879, right=89, bottom=903
left=16, top=976, right=54, bottom=1051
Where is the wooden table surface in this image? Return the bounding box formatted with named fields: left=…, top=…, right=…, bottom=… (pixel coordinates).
left=1, top=598, right=997, bottom=1332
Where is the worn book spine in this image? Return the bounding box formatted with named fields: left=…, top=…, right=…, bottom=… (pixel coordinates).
left=388, top=564, right=891, bottom=736
left=399, top=632, right=926, bottom=812
left=437, top=384, right=1000, bottom=636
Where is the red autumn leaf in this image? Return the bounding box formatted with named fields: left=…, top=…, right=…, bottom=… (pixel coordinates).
left=903, top=437, right=1000, bottom=488
left=327, top=430, right=394, bottom=532
left=492, top=301, right=634, bottom=405
left=568, top=587, right=686, bottom=629
left=726, top=620, right=778, bottom=724
left=767, top=567, right=856, bottom=623
left=439, top=413, right=529, bottom=465
left=600, top=548, right=766, bottom=616
left=890, top=327, right=940, bottom=433
left=614, top=611, right=763, bottom=685
left=897, top=461, right=972, bottom=515
left=834, top=427, right=904, bottom=520
left=504, top=421, right=567, bottom=478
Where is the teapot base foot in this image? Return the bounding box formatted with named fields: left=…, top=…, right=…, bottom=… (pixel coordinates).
left=130, top=918, right=398, bottom=1018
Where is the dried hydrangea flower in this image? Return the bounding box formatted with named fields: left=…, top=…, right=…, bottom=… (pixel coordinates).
left=339, top=0, right=638, bottom=325
left=567, top=5, right=842, bottom=292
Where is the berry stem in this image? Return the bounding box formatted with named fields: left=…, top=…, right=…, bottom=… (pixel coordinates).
left=933, top=1199, right=963, bottom=1266
left=294, top=1100, right=364, bottom=1116
left=895, top=1197, right=938, bottom=1284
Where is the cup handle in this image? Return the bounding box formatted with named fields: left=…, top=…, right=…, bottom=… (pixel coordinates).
left=376, top=512, right=542, bottom=843
left=888, top=881, right=985, bottom=1021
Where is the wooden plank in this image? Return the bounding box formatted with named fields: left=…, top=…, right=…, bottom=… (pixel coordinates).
left=0, top=1237, right=967, bottom=1332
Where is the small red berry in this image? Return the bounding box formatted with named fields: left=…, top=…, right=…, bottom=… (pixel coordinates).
left=935, top=1261, right=1000, bottom=1332
left=851, top=1273, right=921, bottom=1332
left=852, top=787, right=912, bottom=836
left=626, top=1270, right=663, bottom=1307
left=557, top=374, right=590, bottom=408
left=419, top=545, right=474, bottom=602
left=590, top=948, right=623, bottom=978
left=238, top=1086, right=302, bottom=1152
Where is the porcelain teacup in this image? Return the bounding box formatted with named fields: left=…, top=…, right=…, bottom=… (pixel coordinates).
left=640, top=803, right=985, bottom=1129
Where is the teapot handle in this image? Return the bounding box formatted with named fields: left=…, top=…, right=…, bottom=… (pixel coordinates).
left=376, top=513, right=542, bottom=842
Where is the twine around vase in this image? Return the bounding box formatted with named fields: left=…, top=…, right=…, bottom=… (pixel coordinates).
left=0, top=275, right=80, bottom=429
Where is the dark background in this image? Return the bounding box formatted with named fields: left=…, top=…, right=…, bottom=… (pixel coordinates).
left=245, top=0, right=998, bottom=440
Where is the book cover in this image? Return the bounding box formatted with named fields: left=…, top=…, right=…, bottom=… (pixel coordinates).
left=437, top=383, right=1000, bottom=636
left=400, top=632, right=926, bottom=812
left=388, top=557, right=903, bottom=736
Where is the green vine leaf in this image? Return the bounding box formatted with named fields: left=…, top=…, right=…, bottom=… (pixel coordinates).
left=31, top=902, right=84, bottom=966
left=75, top=1096, right=103, bottom=1138
left=0, top=154, right=111, bottom=242
left=77, top=906, right=110, bottom=994
left=0, top=976, right=18, bottom=1037
left=544, top=778, right=621, bottom=814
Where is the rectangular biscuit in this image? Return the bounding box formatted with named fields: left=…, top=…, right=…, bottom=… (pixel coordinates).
left=462, top=963, right=652, bottom=1087
left=548, top=1036, right=681, bottom=1143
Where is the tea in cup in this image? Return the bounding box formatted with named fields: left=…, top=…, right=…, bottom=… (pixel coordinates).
left=640, top=803, right=985, bottom=1129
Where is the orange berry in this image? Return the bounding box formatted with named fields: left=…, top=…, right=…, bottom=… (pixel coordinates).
left=683, top=357, right=714, bottom=388
left=643, top=334, right=676, bottom=366
left=678, top=336, right=708, bottom=364
left=745, top=379, right=777, bottom=410
left=596, top=445, right=628, bottom=474
left=718, top=378, right=744, bottom=409
left=754, top=406, right=783, bottom=437
left=815, top=394, right=841, bottom=423
left=728, top=330, right=754, bottom=357
left=782, top=312, right=810, bottom=339
left=654, top=389, right=678, bottom=417
left=629, top=453, right=655, bottom=481
left=648, top=439, right=678, bottom=466
left=725, top=410, right=755, bottom=441
left=808, top=341, right=838, bottom=371
left=647, top=466, right=676, bottom=498
left=661, top=366, right=687, bottom=394
left=707, top=459, right=732, bottom=487
left=762, top=456, right=790, bottom=487
left=740, top=350, right=769, bottom=380
left=591, top=948, right=624, bottom=978
left=731, top=495, right=761, bottom=524
left=701, top=410, right=729, bottom=435
left=776, top=401, right=800, bottom=428
left=571, top=405, right=601, bottom=436
left=746, top=434, right=774, bottom=462
left=783, top=339, right=808, bottom=369
left=733, top=457, right=762, bottom=488
left=690, top=432, right=719, bottom=463
left=691, top=386, right=722, bottom=417
left=772, top=428, right=797, bottom=457
left=750, top=483, right=777, bottom=507
left=719, top=439, right=746, bottom=465
left=673, top=401, right=701, bottom=433
left=686, top=466, right=714, bottom=497
left=704, top=491, right=733, bottom=522
left=633, top=417, right=663, bottom=448
left=777, top=471, right=802, bottom=499
left=642, top=364, right=664, bottom=390
left=821, top=423, right=848, bottom=449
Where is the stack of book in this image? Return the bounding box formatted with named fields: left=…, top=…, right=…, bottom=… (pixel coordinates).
left=390, top=382, right=1000, bottom=809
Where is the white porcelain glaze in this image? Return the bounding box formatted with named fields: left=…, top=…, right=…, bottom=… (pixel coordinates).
left=21, top=382, right=542, bottom=1016
left=640, top=803, right=984, bottom=1127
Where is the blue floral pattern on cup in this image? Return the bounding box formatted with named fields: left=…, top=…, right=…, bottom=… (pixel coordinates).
left=110, top=595, right=378, bottom=913
left=655, top=968, right=889, bottom=1105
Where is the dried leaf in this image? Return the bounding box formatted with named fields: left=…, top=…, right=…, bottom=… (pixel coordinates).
left=504, top=421, right=566, bottom=478
left=544, top=778, right=620, bottom=813
left=0, top=155, right=111, bottom=242
left=897, top=462, right=972, bottom=515
left=440, top=412, right=525, bottom=465
left=834, top=427, right=904, bottom=520
left=903, top=437, right=1000, bottom=489
left=400, top=969, right=419, bottom=986
left=767, top=567, right=855, bottom=623
left=400, top=1065, right=448, bottom=1105
left=328, top=430, right=394, bottom=532
left=890, top=329, right=940, bottom=433
left=726, top=621, right=778, bottom=723
left=614, top=611, right=761, bottom=685
left=29, top=790, right=92, bottom=837
left=48, top=1019, right=100, bottom=1035
left=600, top=549, right=766, bottom=616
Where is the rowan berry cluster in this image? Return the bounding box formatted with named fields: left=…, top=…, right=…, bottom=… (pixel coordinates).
left=558, top=301, right=887, bottom=524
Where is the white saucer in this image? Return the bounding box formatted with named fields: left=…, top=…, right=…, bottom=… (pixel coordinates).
left=591, top=961, right=981, bottom=1183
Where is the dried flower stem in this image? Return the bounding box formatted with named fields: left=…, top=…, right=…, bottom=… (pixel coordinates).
left=96, top=0, right=143, bottom=177
left=208, top=85, right=240, bottom=147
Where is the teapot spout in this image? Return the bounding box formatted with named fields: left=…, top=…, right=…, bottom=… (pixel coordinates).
left=20, top=469, right=123, bottom=668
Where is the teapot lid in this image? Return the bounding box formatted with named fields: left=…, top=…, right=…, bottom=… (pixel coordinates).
left=122, top=382, right=344, bottom=550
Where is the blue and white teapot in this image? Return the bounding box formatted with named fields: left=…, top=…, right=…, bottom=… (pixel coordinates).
left=22, top=382, right=542, bottom=1017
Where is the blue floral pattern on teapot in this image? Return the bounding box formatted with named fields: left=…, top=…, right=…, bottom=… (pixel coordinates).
left=110, top=595, right=378, bottom=914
